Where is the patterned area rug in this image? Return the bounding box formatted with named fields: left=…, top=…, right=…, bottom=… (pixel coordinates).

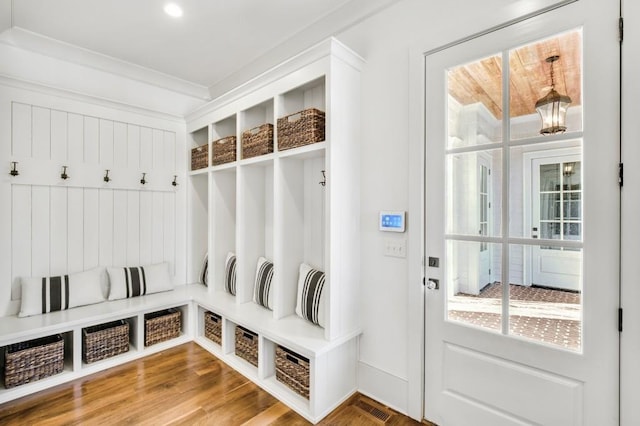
left=450, top=283, right=581, bottom=350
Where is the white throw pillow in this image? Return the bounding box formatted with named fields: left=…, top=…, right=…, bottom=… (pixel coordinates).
left=19, top=267, right=105, bottom=318
left=107, top=262, right=173, bottom=301
left=294, top=263, right=326, bottom=328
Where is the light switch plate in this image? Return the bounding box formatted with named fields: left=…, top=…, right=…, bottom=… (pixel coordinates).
left=384, top=238, right=406, bottom=258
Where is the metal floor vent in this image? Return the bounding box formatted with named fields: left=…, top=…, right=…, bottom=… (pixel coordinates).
left=355, top=399, right=392, bottom=423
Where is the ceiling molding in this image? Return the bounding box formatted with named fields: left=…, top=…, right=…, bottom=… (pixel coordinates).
left=0, top=27, right=211, bottom=101
left=206, top=0, right=396, bottom=100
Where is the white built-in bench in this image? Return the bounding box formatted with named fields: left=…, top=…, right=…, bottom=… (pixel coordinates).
left=0, top=284, right=360, bottom=423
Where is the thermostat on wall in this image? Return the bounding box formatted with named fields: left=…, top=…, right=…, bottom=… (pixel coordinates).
left=379, top=211, right=406, bottom=232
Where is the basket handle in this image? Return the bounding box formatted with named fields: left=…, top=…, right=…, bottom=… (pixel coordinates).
left=287, top=112, right=302, bottom=122
left=285, top=354, right=299, bottom=364
left=250, top=126, right=261, bottom=135
left=242, top=332, right=254, bottom=340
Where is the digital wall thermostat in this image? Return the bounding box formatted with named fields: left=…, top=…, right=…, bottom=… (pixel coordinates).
left=379, top=211, right=406, bottom=232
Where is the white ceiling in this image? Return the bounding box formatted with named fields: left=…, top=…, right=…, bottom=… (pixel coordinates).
left=0, top=0, right=395, bottom=99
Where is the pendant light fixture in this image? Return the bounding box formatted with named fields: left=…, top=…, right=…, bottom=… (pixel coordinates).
left=535, top=55, right=572, bottom=135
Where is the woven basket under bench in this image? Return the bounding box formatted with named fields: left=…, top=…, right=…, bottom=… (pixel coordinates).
left=144, top=308, right=181, bottom=347
left=204, top=311, right=222, bottom=345
left=235, top=326, right=258, bottom=367
left=276, top=345, right=310, bottom=399
left=4, top=334, right=64, bottom=388
left=83, top=320, right=130, bottom=364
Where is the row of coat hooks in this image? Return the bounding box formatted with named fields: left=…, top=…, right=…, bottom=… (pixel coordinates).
left=10, top=162, right=178, bottom=187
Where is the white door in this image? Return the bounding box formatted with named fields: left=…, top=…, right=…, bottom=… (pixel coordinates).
left=478, top=157, right=492, bottom=290
left=424, top=2, right=619, bottom=425
left=530, top=154, right=582, bottom=291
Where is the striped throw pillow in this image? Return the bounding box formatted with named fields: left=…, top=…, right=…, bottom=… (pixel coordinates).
left=225, top=252, right=237, bottom=296
left=19, top=267, right=105, bottom=317
left=295, top=263, right=326, bottom=328
left=253, top=257, right=274, bottom=309
left=107, top=262, right=173, bottom=301
left=201, top=253, right=208, bottom=286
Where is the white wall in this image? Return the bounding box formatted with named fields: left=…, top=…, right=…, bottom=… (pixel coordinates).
left=336, top=0, right=579, bottom=416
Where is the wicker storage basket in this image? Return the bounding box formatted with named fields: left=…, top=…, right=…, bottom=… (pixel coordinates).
left=277, top=108, right=325, bottom=151
left=144, top=308, right=181, bottom=347
left=4, top=334, right=64, bottom=388
left=212, top=136, right=237, bottom=166
left=275, top=345, right=310, bottom=399
left=234, top=326, right=258, bottom=367
left=242, top=124, right=274, bottom=159
left=83, top=320, right=130, bottom=364
left=191, top=144, right=209, bottom=170
left=204, top=311, right=222, bottom=345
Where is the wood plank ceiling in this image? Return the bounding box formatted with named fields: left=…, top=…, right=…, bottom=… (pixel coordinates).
left=448, top=30, right=581, bottom=119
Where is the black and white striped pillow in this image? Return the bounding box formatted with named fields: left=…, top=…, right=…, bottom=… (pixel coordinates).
left=107, top=262, right=173, bottom=301
left=201, top=253, right=208, bottom=286
left=295, top=263, right=326, bottom=328
left=225, top=252, right=237, bottom=296
left=253, top=257, right=274, bottom=310
left=19, top=267, right=105, bottom=317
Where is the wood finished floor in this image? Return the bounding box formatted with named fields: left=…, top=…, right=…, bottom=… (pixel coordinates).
left=0, top=342, right=428, bottom=425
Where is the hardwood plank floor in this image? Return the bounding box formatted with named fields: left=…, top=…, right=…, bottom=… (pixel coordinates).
left=0, top=343, right=427, bottom=425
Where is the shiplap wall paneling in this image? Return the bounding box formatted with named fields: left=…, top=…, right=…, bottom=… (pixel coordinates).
left=152, top=191, right=164, bottom=264
left=11, top=186, right=31, bottom=300
left=83, top=189, right=100, bottom=270
left=67, top=187, right=85, bottom=273
left=128, top=124, right=140, bottom=169
left=164, top=192, right=176, bottom=276
left=68, top=113, right=84, bottom=164
left=113, top=190, right=128, bottom=267
left=12, top=103, right=31, bottom=158
left=127, top=191, right=141, bottom=266
left=113, top=122, right=127, bottom=168
left=84, top=117, right=99, bottom=164
left=51, top=110, right=68, bottom=163
left=32, top=107, right=50, bottom=160
left=50, top=187, right=68, bottom=276
left=99, top=119, right=114, bottom=167
left=99, top=189, right=114, bottom=269
left=139, top=191, right=153, bottom=266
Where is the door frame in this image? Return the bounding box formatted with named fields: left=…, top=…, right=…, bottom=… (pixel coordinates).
left=407, top=0, right=618, bottom=421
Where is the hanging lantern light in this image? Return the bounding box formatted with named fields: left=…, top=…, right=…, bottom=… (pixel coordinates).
left=535, top=55, right=572, bottom=135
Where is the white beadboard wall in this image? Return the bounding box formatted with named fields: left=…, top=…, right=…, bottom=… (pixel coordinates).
left=1, top=89, right=187, bottom=317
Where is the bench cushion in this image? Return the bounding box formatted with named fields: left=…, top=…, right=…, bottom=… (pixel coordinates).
left=19, top=267, right=106, bottom=317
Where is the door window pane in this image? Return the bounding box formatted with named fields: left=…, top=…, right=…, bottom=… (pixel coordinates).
left=447, top=54, right=503, bottom=148
left=447, top=241, right=502, bottom=332
left=509, top=245, right=582, bottom=351
left=509, top=30, right=582, bottom=140
left=447, top=150, right=501, bottom=237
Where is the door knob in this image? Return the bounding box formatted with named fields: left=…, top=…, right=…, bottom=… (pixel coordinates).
left=426, top=278, right=439, bottom=290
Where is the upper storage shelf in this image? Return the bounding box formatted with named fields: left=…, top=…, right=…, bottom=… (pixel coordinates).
left=186, top=38, right=364, bottom=342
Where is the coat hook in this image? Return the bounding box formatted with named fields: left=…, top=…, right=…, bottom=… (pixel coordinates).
left=9, top=161, right=19, bottom=177
left=319, top=170, right=326, bottom=187
left=140, top=173, right=147, bottom=185
left=104, top=170, right=111, bottom=183
left=61, top=166, right=69, bottom=180
left=172, top=175, right=178, bottom=187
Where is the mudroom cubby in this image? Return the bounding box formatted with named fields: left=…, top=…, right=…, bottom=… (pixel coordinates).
left=186, top=38, right=363, bottom=422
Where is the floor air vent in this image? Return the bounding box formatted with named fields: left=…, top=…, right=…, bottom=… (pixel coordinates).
left=355, top=399, right=392, bottom=423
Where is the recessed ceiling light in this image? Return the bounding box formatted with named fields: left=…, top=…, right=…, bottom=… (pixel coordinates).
left=164, top=3, right=183, bottom=18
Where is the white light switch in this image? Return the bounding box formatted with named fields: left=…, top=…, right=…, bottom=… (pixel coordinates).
left=384, top=238, right=406, bottom=258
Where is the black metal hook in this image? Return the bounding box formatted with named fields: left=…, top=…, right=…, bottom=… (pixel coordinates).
left=319, top=170, right=326, bottom=187
left=104, top=170, right=111, bottom=183
left=140, top=173, right=147, bottom=185
left=172, top=175, right=178, bottom=187
left=9, top=162, right=19, bottom=177
left=61, top=166, right=69, bottom=180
